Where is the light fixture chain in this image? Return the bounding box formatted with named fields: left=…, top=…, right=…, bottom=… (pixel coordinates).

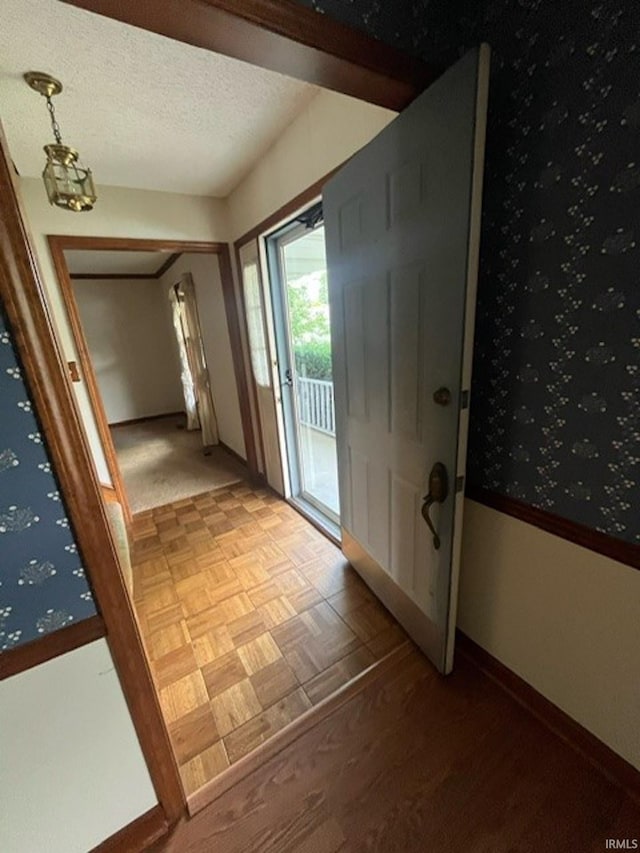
left=45, top=95, right=63, bottom=145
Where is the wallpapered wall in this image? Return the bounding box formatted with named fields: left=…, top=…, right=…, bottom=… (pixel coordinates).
left=0, top=305, right=96, bottom=651
left=297, top=0, right=640, bottom=545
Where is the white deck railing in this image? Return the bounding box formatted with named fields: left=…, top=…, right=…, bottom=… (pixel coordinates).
left=297, top=377, right=335, bottom=436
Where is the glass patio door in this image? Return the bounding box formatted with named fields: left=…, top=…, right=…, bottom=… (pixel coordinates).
left=267, top=206, right=340, bottom=531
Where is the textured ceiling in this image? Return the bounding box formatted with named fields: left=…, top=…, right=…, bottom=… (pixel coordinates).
left=64, top=250, right=169, bottom=276
left=0, top=0, right=318, bottom=197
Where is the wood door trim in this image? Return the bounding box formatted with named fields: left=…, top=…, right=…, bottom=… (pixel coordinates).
left=0, top=128, right=185, bottom=822
left=456, top=631, right=640, bottom=803
left=188, top=640, right=413, bottom=815
left=49, top=236, right=133, bottom=523
left=466, top=486, right=640, bottom=571
left=0, top=615, right=106, bottom=681
left=89, top=804, right=168, bottom=852
left=60, top=0, right=437, bottom=111
left=48, top=236, right=260, bottom=489
left=101, top=483, right=119, bottom=503
left=48, top=236, right=227, bottom=253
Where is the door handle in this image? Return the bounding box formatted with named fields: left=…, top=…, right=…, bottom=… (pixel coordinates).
left=433, top=386, right=451, bottom=406
left=421, top=462, right=449, bottom=550
left=281, top=368, right=293, bottom=387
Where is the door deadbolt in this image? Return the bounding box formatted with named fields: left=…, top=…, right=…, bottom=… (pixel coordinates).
left=433, top=387, right=451, bottom=406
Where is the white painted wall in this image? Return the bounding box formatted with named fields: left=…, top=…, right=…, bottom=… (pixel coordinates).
left=0, top=640, right=157, bottom=852
left=73, top=277, right=183, bottom=424
left=160, top=253, right=246, bottom=459
left=227, top=88, right=396, bottom=241
left=20, top=178, right=230, bottom=484
left=458, top=501, right=640, bottom=771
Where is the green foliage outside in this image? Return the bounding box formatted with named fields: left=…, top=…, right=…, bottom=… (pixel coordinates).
left=288, top=270, right=333, bottom=381
left=294, top=339, right=332, bottom=381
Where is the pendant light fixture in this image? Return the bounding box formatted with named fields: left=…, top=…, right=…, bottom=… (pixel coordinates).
left=24, top=71, right=97, bottom=212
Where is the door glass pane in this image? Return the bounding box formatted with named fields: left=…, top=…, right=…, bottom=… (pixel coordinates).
left=280, top=226, right=339, bottom=518
left=242, top=260, right=270, bottom=388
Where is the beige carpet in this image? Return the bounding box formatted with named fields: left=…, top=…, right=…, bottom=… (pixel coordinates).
left=111, top=414, right=246, bottom=513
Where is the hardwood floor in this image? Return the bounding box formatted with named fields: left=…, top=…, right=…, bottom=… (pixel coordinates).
left=153, top=646, right=640, bottom=852
left=130, top=481, right=407, bottom=796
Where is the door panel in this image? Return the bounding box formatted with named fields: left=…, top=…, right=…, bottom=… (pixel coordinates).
left=238, top=240, right=284, bottom=494
left=324, top=46, right=490, bottom=673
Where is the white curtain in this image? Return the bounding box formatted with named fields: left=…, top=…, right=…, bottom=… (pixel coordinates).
left=169, top=274, right=219, bottom=448
left=169, top=285, right=199, bottom=431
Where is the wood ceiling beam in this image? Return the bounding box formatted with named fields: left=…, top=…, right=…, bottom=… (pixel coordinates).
left=60, top=0, right=438, bottom=110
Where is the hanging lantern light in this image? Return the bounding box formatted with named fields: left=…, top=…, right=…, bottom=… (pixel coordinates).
left=24, top=71, right=97, bottom=212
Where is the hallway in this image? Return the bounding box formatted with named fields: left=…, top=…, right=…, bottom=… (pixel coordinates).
left=130, top=481, right=406, bottom=797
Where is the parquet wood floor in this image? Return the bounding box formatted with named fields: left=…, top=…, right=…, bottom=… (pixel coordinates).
left=130, top=481, right=407, bottom=797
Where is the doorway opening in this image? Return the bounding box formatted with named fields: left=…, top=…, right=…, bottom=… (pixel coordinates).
left=50, top=240, right=249, bottom=518
left=267, top=204, right=340, bottom=536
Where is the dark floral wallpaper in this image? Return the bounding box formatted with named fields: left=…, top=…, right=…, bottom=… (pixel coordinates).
left=467, top=0, right=640, bottom=545
left=297, top=0, right=640, bottom=545
left=0, top=305, right=96, bottom=651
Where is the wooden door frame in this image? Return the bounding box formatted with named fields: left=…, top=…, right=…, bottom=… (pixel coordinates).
left=48, top=236, right=260, bottom=513
left=2, top=1, right=428, bottom=835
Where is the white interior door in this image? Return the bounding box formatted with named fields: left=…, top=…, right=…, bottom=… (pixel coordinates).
left=324, top=45, right=490, bottom=674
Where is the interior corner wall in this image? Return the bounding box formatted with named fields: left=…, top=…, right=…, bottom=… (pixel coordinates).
left=72, top=277, right=184, bottom=425
left=226, top=88, right=396, bottom=241
left=458, top=500, right=640, bottom=771
left=19, top=178, right=230, bottom=484
left=161, top=253, right=246, bottom=459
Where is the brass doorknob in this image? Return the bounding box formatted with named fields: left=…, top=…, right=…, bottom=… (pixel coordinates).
left=421, top=462, right=449, bottom=550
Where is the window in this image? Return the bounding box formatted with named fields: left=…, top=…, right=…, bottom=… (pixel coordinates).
left=242, top=260, right=270, bottom=388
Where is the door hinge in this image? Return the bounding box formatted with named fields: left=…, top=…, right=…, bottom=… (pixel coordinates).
left=68, top=361, right=81, bottom=383
left=460, top=390, right=470, bottom=409
left=455, top=475, right=465, bottom=494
